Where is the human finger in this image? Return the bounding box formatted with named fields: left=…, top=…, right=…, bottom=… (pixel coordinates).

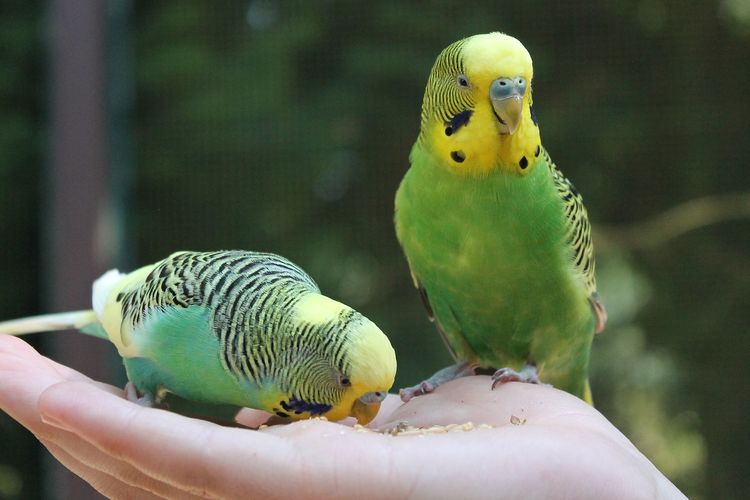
left=39, top=427, right=205, bottom=500
left=41, top=439, right=168, bottom=500
left=38, top=381, right=301, bottom=498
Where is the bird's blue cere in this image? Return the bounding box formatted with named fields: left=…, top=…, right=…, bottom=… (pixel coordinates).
left=490, top=77, right=527, bottom=100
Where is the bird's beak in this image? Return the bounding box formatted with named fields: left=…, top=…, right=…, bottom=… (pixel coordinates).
left=350, top=391, right=386, bottom=425
left=490, top=77, right=526, bottom=135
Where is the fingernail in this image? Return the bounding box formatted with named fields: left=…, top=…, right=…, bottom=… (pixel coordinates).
left=40, top=412, right=70, bottom=430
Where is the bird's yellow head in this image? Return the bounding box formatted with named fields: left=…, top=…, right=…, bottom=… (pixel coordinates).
left=282, top=293, right=397, bottom=425
left=418, top=32, right=541, bottom=176
left=339, top=314, right=397, bottom=424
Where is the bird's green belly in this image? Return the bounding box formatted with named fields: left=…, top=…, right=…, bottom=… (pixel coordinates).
left=416, top=226, right=587, bottom=367
left=122, top=306, right=262, bottom=409
left=397, top=163, right=594, bottom=391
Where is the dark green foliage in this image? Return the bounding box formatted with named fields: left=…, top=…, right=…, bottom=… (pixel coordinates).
left=0, top=1, right=43, bottom=499
left=2, top=1, right=750, bottom=498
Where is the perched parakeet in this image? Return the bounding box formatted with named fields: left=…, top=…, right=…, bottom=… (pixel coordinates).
left=0, top=250, right=397, bottom=424
left=395, top=33, right=606, bottom=404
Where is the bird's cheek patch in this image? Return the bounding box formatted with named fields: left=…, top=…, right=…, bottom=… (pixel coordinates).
left=445, top=109, right=473, bottom=137
left=279, top=397, right=332, bottom=416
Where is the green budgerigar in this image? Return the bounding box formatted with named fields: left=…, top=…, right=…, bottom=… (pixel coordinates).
left=396, top=33, right=606, bottom=403
left=0, top=250, right=396, bottom=424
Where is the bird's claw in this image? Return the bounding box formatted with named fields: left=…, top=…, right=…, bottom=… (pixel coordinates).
left=491, top=365, right=547, bottom=390
left=125, top=382, right=159, bottom=408
left=399, top=361, right=475, bottom=402
left=399, top=381, right=436, bottom=402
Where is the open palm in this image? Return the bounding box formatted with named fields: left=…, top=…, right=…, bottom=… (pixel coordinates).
left=0, top=335, right=684, bottom=499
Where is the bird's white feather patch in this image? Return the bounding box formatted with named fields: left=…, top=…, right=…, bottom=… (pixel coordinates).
left=92, top=269, right=124, bottom=320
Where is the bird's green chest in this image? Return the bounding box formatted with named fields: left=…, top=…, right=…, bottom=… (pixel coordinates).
left=395, top=155, right=592, bottom=367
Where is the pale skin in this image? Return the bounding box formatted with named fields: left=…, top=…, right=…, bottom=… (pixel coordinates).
left=0, top=335, right=685, bottom=500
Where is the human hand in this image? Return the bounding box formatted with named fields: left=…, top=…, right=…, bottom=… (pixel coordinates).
left=0, top=335, right=685, bottom=499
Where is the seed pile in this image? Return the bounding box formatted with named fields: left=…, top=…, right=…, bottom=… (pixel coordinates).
left=257, top=418, right=495, bottom=435
left=358, top=421, right=494, bottom=436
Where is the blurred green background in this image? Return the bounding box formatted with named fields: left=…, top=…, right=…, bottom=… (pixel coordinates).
left=1, top=0, right=749, bottom=498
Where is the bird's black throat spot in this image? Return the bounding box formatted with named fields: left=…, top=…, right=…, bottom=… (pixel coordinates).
left=272, top=407, right=289, bottom=418
left=445, top=109, right=473, bottom=135
left=535, top=145, right=540, bottom=157
left=519, top=156, right=528, bottom=169
left=451, top=151, right=466, bottom=163
left=284, top=397, right=332, bottom=416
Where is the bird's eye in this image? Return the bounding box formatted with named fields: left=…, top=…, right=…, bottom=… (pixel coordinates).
left=457, top=74, right=470, bottom=88
left=338, top=374, right=351, bottom=387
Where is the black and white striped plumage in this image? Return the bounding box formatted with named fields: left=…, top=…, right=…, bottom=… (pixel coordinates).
left=0, top=250, right=397, bottom=423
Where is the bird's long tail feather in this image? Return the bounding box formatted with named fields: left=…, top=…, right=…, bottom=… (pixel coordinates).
left=0, top=310, right=102, bottom=338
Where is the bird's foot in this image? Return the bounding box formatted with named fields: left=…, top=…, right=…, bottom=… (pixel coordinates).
left=491, top=364, right=548, bottom=390
left=124, top=382, right=158, bottom=408
left=399, top=380, right=436, bottom=402
left=400, top=361, right=475, bottom=402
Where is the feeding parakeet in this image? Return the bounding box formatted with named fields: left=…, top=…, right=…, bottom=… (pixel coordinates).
left=395, top=33, right=606, bottom=404
left=0, top=250, right=396, bottom=424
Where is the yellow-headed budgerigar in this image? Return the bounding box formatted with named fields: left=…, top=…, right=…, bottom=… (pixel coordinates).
left=395, top=33, right=606, bottom=403
left=0, top=250, right=397, bottom=424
